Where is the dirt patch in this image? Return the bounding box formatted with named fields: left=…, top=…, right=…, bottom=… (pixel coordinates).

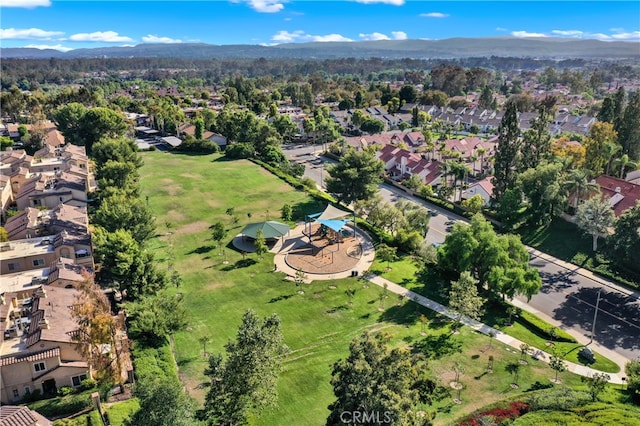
left=180, top=173, right=201, bottom=179
left=174, top=220, right=210, bottom=236
left=166, top=210, right=186, bottom=223
left=206, top=199, right=222, bottom=209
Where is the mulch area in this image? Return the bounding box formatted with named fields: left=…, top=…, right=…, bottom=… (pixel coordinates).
left=285, top=223, right=362, bottom=274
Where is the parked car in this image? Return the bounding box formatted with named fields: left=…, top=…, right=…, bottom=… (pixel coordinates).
left=579, top=346, right=596, bottom=363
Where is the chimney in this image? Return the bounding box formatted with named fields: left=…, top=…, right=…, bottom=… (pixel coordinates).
left=11, top=297, right=18, bottom=308
left=615, top=187, right=621, bottom=193
left=39, top=319, right=50, bottom=329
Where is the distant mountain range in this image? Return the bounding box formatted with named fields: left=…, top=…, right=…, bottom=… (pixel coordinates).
left=2, top=37, right=639, bottom=60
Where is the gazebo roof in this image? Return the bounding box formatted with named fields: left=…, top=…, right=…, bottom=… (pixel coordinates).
left=241, top=221, right=290, bottom=239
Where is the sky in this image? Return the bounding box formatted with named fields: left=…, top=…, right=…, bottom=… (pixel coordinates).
left=1, top=1, right=639, bottom=52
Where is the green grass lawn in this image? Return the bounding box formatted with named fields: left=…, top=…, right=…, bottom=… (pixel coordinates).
left=519, top=219, right=640, bottom=290
left=138, top=152, right=624, bottom=425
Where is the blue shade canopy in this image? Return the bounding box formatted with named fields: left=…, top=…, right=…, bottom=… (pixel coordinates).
left=317, top=219, right=350, bottom=233
left=241, top=221, right=290, bottom=239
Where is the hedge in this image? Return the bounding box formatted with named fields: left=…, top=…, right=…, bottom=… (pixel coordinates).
left=516, top=310, right=577, bottom=343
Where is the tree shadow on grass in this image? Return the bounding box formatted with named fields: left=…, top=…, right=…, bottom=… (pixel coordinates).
left=412, top=333, right=462, bottom=359
left=379, top=300, right=420, bottom=325
left=268, top=293, right=296, bottom=303
left=326, top=305, right=349, bottom=314
left=177, top=356, right=197, bottom=367
left=221, top=258, right=257, bottom=271
left=188, top=245, right=214, bottom=255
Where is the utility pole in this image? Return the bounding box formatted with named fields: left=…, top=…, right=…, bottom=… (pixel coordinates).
left=590, top=289, right=602, bottom=344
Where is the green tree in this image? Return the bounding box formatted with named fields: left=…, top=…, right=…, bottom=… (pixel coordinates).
left=612, top=153, right=638, bottom=179
left=549, top=352, right=567, bottom=383
left=97, top=160, right=140, bottom=197
left=461, top=194, right=484, bottom=214
left=281, top=203, right=293, bottom=221
left=127, top=292, right=188, bottom=345
left=52, top=102, right=87, bottom=146
left=448, top=271, right=484, bottom=329
left=583, top=372, right=610, bottom=401
left=0, top=227, right=8, bottom=242
left=200, top=310, right=288, bottom=425
left=126, top=376, right=200, bottom=426
left=199, top=335, right=211, bottom=357
left=325, top=149, right=384, bottom=204
left=496, top=188, right=523, bottom=230
left=327, top=332, right=434, bottom=426
left=360, top=117, right=386, bottom=134
left=583, top=122, right=618, bottom=176
left=625, top=359, right=640, bottom=403
left=194, top=117, right=205, bottom=140
left=93, top=193, right=156, bottom=244
left=610, top=201, right=640, bottom=271
left=377, top=243, right=397, bottom=271
left=492, top=101, right=521, bottom=201
left=254, top=229, right=268, bottom=259
left=618, top=90, right=640, bottom=160
left=92, top=137, right=143, bottom=170
left=562, top=169, right=599, bottom=211
left=520, top=105, right=552, bottom=170
left=92, top=227, right=167, bottom=300
left=576, top=195, right=615, bottom=251
left=211, top=221, right=226, bottom=255
left=518, top=162, right=565, bottom=225
left=438, top=214, right=541, bottom=300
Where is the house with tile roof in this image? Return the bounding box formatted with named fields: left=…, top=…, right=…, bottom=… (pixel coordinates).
left=0, top=405, right=52, bottom=426
left=461, top=176, right=495, bottom=205
left=594, top=175, right=640, bottom=217
left=376, top=144, right=442, bottom=186
left=0, top=287, right=90, bottom=404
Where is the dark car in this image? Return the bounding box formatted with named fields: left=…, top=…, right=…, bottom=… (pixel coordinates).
left=579, top=346, right=596, bottom=363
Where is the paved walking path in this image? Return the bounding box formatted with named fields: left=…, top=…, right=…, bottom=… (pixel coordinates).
left=366, top=274, right=627, bottom=384
left=271, top=226, right=630, bottom=384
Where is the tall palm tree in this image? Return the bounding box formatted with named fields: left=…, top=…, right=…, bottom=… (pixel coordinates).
left=562, top=169, right=599, bottom=211
left=476, top=147, right=488, bottom=173
left=604, top=143, right=622, bottom=176
left=612, top=154, right=638, bottom=179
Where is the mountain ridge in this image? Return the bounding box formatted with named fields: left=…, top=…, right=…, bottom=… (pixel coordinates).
left=2, top=37, right=639, bottom=60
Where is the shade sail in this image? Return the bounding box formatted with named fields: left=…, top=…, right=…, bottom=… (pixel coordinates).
left=317, top=219, right=350, bottom=233
left=317, top=204, right=353, bottom=220
left=241, top=221, right=290, bottom=239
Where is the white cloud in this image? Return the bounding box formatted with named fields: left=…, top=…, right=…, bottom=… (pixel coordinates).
left=610, top=31, right=640, bottom=40
left=590, top=33, right=612, bottom=41
left=495, top=27, right=508, bottom=32
left=142, top=34, right=183, bottom=44
left=359, top=32, right=390, bottom=41
left=511, top=31, right=548, bottom=38
left=391, top=31, right=407, bottom=40
left=419, top=12, right=449, bottom=18
left=1, top=0, right=50, bottom=8
left=271, top=30, right=352, bottom=43
left=0, top=27, right=63, bottom=40
left=355, top=0, right=404, bottom=5
left=69, top=31, right=134, bottom=42
left=551, top=30, right=584, bottom=37
left=24, top=43, right=72, bottom=52
left=236, top=0, right=284, bottom=13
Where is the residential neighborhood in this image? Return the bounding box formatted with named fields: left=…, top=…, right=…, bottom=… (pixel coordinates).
left=1, top=11, right=640, bottom=424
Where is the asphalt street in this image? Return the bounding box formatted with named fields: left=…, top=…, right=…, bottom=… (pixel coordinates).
left=283, top=144, right=640, bottom=362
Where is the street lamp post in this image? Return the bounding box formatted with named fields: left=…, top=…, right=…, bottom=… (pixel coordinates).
left=589, top=289, right=602, bottom=344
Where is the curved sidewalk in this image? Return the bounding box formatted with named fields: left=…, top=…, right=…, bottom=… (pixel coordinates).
left=365, top=274, right=627, bottom=384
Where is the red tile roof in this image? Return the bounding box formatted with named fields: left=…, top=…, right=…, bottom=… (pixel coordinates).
left=595, top=175, right=640, bottom=217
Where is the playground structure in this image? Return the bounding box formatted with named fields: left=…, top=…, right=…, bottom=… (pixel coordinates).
left=284, top=204, right=364, bottom=275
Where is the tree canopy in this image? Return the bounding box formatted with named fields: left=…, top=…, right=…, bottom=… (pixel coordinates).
left=200, top=310, right=288, bottom=425
left=325, top=149, right=384, bottom=204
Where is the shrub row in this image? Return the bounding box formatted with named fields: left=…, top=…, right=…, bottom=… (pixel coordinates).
left=516, top=310, right=577, bottom=343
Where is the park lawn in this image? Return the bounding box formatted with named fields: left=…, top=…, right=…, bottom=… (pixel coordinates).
left=519, top=219, right=639, bottom=290
left=374, top=255, right=620, bottom=373
left=139, top=152, right=615, bottom=425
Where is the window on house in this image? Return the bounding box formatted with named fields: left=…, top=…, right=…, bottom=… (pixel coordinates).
left=71, top=374, right=88, bottom=387
left=32, top=199, right=41, bottom=206
left=32, top=259, right=45, bottom=267
left=24, top=386, right=31, bottom=396
left=33, top=361, right=46, bottom=372
left=8, top=263, right=20, bottom=271
left=12, top=389, right=19, bottom=398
